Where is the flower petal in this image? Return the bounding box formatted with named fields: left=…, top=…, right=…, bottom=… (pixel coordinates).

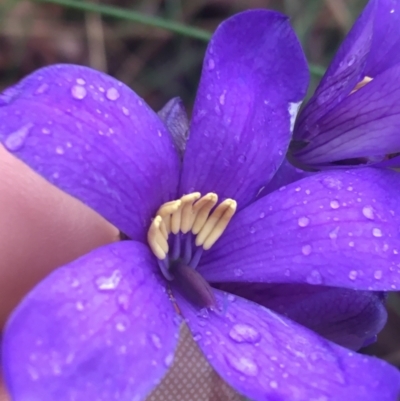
left=174, top=288, right=400, bottom=401
left=218, top=283, right=387, bottom=351
left=365, top=0, right=400, bottom=76
left=199, top=168, right=400, bottom=291
left=180, top=10, right=308, bottom=208
left=256, top=159, right=313, bottom=198
left=2, top=241, right=179, bottom=401
left=294, top=64, right=400, bottom=165
left=294, top=0, right=376, bottom=142
left=0, top=65, right=180, bottom=241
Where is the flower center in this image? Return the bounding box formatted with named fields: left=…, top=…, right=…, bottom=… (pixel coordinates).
left=147, top=192, right=237, bottom=307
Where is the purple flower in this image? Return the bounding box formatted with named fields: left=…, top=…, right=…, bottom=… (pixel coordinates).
left=292, top=0, right=400, bottom=169
left=1, top=9, right=400, bottom=401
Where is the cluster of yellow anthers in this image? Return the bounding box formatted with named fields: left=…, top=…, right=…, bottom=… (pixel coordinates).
left=147, top=192, right=237, bottom=260
left=351, top=76, right=373, bottom=94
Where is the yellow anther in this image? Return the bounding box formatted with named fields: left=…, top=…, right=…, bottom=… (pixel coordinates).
left=180, top=192, right=201, bottom=233
left=192, top=193, right=219, bottom=235
left=157, top=200, right=181, bottom=234
left=147, top=192, right=237, bottom=261
left=147, top=216, right=169, bottom=260
left=350, top=76, right=373, bottom=94
left=159, top=220, right=168, bottom=240
left=195, top=199, right=237, bottom=248
left=203, top=200, right=237, bottom=250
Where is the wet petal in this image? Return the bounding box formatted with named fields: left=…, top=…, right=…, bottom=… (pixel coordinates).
left=256, top=159, right=313, bottom=198
left=365, top=0, right=400, bottom=76
left=294, top=64, right=400, bottom=165
left=180, top=10, right=308, bottom=208
left=0, top=65, right=180, bottom=242
left=200, top=168, right=400, bottom=291
left=218, top=283, right=387, bottom=351
left=295, top=0, right=376, bottom=142
left=2, top=241, right=179, bottom=401
left=175, top=288, right=400, bottom=401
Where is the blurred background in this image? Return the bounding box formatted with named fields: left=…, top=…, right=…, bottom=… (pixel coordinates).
left=1, top=0, right=399, bottom=370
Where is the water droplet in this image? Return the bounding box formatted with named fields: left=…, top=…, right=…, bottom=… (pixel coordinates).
left=226, top=355, right=258, bottom=376
left=295, top=187, right=301, bottom=192
left=76, top=78, right=86, bottom=85
left=329, top=226, right=340, bottom=239
left=71, top=279, right=80, bottom=288
left=298, top=216, right=310, bottom=227
left=238, top=154, right=246, bottom=163
left=301, top=244, right=312, bottom=256
left=249, top=226, right=256, bottom=234
left=372, top=228, right=383, bottom=238
left=348, top=270, right=357, bottom=280
left=219, top=91, right=226, bottom=105
left=229, top=324, right=261, bottom=343
left=322, top=177, right=342, bottom=189
left=71, top=85, right=87, bottom=100
left=227, top=294, right=236, bottom=302
left=208, top=59, right=215, bottom=70
left=151, top=334, right=162, bottom=349
left=193, top=334, right=202, bottom=342
left=164, top=353, right=174, bottom=367
left=330, top=200, right=340, bottom=209
left=374, top=270, right=383, bottom=280
left=55, top=146, right=64, bottom=155
left=116, top=322, right=127, bottom=332
left=259, top=212, right=265, bottom=219
left=117, top=294, right=130, bottom=311
left=349, top=241, right=355, bottom=247
left=35, top=83, right=49, bottom=94
left=347, top=55, right=356, bottom=67
left=362, top=206, right=374, bottom=220
left=75, top=301, right=84, bottom=311
left=270, top=380, right=278, bottom=389
left=233, top=268, right=243, bottom=277
left=41, top=127, right=50, bottom=135
left=5, top=124, right=33, bottom=151
left=306, top=270, right=322, bottom=284
left=106, top=87, right=120, bottom=101
left=122, top=106, right=130, bottom=116
left=95, top=270, right=122, bottom=290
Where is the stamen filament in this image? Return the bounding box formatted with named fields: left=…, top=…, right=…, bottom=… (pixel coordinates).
left=158, top=258, right=174, bottom=281
left=189, top=247, right=203, bottom=269
left=183, top=233, right=193, bottom=264
left=170, top=232, right=181, bottom=261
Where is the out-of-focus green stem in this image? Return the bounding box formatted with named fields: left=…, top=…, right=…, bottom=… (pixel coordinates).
left=33, top=0, right=212, bottom=41
left=32, top=0, right=326, bottom=77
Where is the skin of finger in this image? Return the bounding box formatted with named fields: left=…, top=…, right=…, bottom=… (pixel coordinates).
left=0, top=145, right=119, bottom=328
left=0, top=373, right=8, bottom=401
